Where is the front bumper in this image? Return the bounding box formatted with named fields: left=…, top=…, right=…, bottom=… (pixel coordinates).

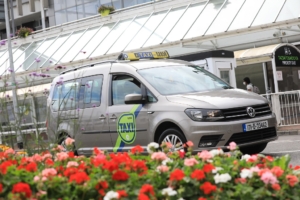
left=180, top=113, right=277, bottom=151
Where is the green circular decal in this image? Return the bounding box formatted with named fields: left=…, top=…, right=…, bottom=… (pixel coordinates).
left=117, top=113, right=136, bottom=144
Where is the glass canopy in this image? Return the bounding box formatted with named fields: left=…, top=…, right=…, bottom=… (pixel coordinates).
left=3, top=0, right=300, bottom=73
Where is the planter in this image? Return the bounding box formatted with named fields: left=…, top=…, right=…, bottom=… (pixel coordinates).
left=100, top=9, right=110, bottom=16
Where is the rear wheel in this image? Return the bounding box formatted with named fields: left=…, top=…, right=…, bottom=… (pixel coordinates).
left=240, top=143, right=268, bottom=155
left=158, top=128, right=187, bottom=152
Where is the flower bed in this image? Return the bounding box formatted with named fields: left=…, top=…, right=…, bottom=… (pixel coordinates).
left=0, top=141, right=299, bottom=200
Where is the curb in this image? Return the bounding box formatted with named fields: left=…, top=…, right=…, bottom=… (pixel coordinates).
left=277, top=131, right=300, bottom=136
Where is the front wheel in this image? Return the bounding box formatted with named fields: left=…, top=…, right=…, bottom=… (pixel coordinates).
left=240, top=143, right=268, bottom=155
left=158, top=128, right=187, bottom=152
left=58, top=133, right=77, bottom=155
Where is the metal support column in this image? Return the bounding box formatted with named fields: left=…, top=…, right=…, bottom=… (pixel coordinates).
left=9, top=0, right=15, bottom=36
left=40, top=0, right=46, bottom=30
left=4, top=0, right=22, bottom=146
left=262, top=62, right=269, bottom=93
left=271, top=57, right=279, bottom=93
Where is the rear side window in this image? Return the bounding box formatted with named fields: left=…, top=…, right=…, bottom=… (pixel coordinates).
left=51, top=79, right=80, bottom=111
left=79, top=75, right=103, bottom=108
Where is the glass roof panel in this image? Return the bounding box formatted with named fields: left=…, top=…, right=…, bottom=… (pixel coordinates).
left=276, top=0, right=300, bottom=22
left=60, top=26, right=99, bottom=63
left=0, top=46, right=21, bottom=69
left=20, top=37, right=57, bottom=71
left=184, top=0, right=225, bottom=39
left=228, top=0, right=264, bottom=31
left=0, top=49, right=6, bottom=58
left=125, top=10, right=168, bottom=51
left=252, top=0, right=285, bottom=27
left=74, top=23, right=115, bottom=61
left=107, top=15, right=149, bottom=54
left=143, top=6, right=186, bottom=47
left=15, top=39, right=46, bottom=73
left=164, top=3, right=208, bottom=43
left=206, top=0, right=245, bottom=35
left=42, top=30, right=86, bottom=67
left=91, top=19, right=132, bottom=57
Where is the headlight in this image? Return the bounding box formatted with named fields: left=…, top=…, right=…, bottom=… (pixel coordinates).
left=184, top=109, right=224, bottom=122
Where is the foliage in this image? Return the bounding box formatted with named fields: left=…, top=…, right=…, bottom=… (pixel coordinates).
left=16, top=27, right=33, bottom=38
left=98, top=5, right=115, bottom=13
left=0, top=141, right=299, bottom=200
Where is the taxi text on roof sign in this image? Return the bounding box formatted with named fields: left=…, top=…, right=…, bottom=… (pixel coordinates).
left=118, top=50, right=169, bottom=61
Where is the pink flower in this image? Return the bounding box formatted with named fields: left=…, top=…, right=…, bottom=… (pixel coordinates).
left=42, top=176, right=47, bottom=182
left=67, top=161, right=79, bottom=168
left=165, top=142, right=173, bottom=148
left=32, top=154, right=43, bottom=162
left=4, top=148, right=15, bottom=155
left=34, top=176, right=40, bottom=182
left=52, top=145, right=65, bottom=152
left=42, top=168, right=57, bottom=177
left=228, top=142, right=237, bottom=151
left=56, top=152, right=69, bottom=161
left=260, top=171, right=278, bottom=185
left=151, top=152, right=168, bottom=161
left=250, top=166, right=261, bottom=173
left=184, top=158, right=199, bottom=167
left=198, top=150, right=213, bottom=161
left=247, top=155, right=258, bottom=162
left=156, top=165, right=169, bottom=172
left=65, top=137, right=75, bottom=146
left=186, top=141, right=194, bottom=147
left=42, top=153, right=52, bottom=160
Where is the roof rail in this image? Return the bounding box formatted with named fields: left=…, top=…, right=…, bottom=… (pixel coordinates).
left=60, top=60, right=116, bottom=75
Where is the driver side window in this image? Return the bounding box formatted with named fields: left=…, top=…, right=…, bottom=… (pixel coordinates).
left=112, top=75, right=141, bottom=105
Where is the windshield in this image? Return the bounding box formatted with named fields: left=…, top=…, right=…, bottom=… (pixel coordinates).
left=138, top=65, right=231, bottom=95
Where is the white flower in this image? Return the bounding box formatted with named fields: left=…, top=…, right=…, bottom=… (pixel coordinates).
left=214, top=173, right=232, bottom=184
left=104, top=191, right=119, bottom=200
left=161, top=187, right=177, bottom=196
left=240, top=169, right=253, bottom=179
left=209, top=149, right=224, bottom=157
left=212, top=167, right=223, bottom=174
left=178, top=198, right=185, bottom=200
left=147, top=142, right=159, bottom=153
left=162, top=157, right=173, bottom=166
left=250, top=166, right=260, bottom=173
left=241, top=154, right=251, bottom=161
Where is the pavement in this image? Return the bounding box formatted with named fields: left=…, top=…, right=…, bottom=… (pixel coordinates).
left=262, top=134, right=300, bottom=166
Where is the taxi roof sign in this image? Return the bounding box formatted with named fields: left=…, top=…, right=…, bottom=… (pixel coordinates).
left=118, top=51, right=169, bottom=61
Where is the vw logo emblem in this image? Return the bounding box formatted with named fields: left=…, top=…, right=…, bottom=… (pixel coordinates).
left=246, top=107, right=256, bottom=118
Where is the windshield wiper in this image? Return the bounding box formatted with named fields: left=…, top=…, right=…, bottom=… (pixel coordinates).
left=222, top=86, right=233, bottom=89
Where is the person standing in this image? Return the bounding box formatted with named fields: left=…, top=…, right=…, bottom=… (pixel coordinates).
left=243, top=77, right=253, bottom=92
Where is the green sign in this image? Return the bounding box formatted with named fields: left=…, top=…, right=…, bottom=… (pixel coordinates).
left=117, top=113, right=136, bottom=144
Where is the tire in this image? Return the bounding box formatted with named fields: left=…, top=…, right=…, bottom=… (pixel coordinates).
left=240, top=143, right=268, bottom=155
left=158, top=128, right=187, bottom=152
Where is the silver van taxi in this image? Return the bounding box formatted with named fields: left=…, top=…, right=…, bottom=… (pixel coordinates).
left=47, top=51, right=277, bottom=155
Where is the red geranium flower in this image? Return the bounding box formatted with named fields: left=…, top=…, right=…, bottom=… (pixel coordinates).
left=132, top=160, right=148, bottom=174
left=272, top=183, right=281, bottom=191
left=0, top=183, right=3, bottom=193
left=140, top=184, right=155, bottom=196
left=64, top=167, right=79, bottom=177
left=117, top=190, right=128, bottom=198
left=200, top=182, right=217, bottom=195
left=235, top=178, right=247, bottom=184
left=138, top=193, right=150, bottom=200
left=199, top=198, right=207, bottom=200
left=26, top=162, right=37, bottom=172
left=170, top=169, right=185, bottom=181
left=203, top=164, right=215, bottom=173
left=45, top=158, right=54, bottom=166
left=68, top=151, right=75, bottom=158
left=0, top=160, right=15, bottom=174
left=12, top=182, right=32, bottom=198
left=294, top=165, right=300, bottom=170
left=69, top=171, right=90, bottom=184
left=286, top=175, right=298, bottom=187
left=102, top=160, right=119, bottom=172
left=178, top=150, right=185, bottom=158
left=191, top=169, right=205, bottom=180
left=131, top=145, right=144, bottom=154
left=95, top=181, right=109, bottom=196
left=112, top=170, right=129, bottom=181
left=271, top=166, right=284, bottom=177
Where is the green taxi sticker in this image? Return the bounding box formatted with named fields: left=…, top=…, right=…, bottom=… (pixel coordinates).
left=117, top=113, right=136, bottom=144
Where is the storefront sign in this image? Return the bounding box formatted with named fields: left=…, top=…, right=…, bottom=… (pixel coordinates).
left=276, top=71, right=283, bottom=81
left=275, top=45, right=300, bottom=66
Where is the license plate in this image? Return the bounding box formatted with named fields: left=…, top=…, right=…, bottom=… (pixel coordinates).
left=243, top=121, right=268, bottom=132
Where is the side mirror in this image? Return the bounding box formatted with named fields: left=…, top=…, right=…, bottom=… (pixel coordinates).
left=125, top=94, right=145, bottom=104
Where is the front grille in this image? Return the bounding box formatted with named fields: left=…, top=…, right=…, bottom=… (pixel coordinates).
left=225, top=127, right=277, bottom=146
left=221, top=104, right=271, bottom=121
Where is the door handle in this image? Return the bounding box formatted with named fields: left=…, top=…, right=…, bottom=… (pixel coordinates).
left=99, top=115, right=106, bottom=120
left=110, top=114, right=117, bottom=120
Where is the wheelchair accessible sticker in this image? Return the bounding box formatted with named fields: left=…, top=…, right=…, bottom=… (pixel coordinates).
left=113, top=104, right=143, bottom=152
left=118, top=113, right=136, bottom=144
